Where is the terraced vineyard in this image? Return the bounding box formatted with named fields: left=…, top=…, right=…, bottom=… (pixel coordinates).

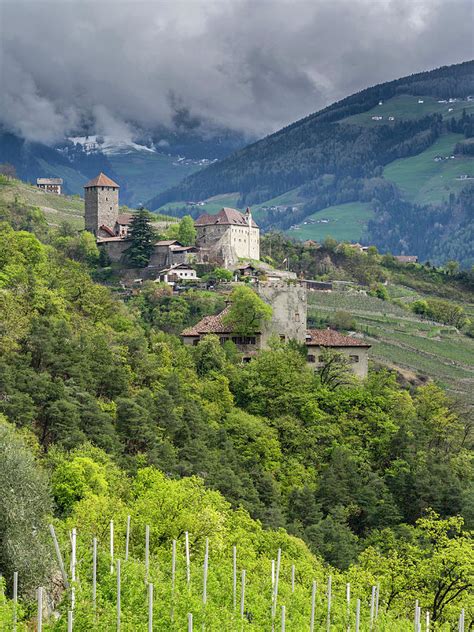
left=308, top=288, right=474, bottom=406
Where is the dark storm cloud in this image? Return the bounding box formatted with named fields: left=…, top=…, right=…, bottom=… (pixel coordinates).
left=0, top=0, right=472, bottom=143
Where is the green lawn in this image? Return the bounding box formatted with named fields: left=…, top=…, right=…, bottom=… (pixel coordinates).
left=383, top=133, right=473, bottom=204
left=288, top=202, right=373, bottom=242
left=343, top=94, right=474, bottom=126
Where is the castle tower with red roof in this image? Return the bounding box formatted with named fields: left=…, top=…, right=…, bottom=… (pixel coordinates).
left=84, top=172, right=120, bottom=237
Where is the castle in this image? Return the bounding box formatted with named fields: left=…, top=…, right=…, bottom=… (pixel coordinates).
left=84, top=173, right=260, bottom=267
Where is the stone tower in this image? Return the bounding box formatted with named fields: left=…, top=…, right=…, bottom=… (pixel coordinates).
left=84, top=172, right=120, bottom=236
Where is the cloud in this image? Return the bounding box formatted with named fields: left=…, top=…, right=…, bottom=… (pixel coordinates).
left=0, top=0, right=472, bottom=144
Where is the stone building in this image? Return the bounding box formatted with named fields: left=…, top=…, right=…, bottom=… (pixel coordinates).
left=195, top=207, right=259, bottom=266
left=181, top=280, right=307, bottom=359
left=84, top=172, right=120, bottom=237
left=36, top=178, right=63, bottom=195
left=305, top=329, right=371, bottom=378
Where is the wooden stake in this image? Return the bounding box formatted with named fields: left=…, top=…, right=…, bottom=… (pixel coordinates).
left=370, top=586, right=376, bottom=628
left=233, top=545, right=237, bottom=611
left=148, top=582, right=153, bottom=632
left=281, top=605, right=286, bottom=632
left=71, top=528, right=77, bottom=584
left=310, top=581, right=316, bottom=632
left=291, top=565, right=295, bottom=593
left=92, top=538, right=97, bottom=613
left=110, top=520, right=114, bottom=574
left=326, top=575, right=332, bottom=632
left=240, top=569, right=246, bottom=619
left=145, top=525, right=150, bottom=583
left=171, top=539, right=176, bottom=622
left=355, top=599, right=360, bottom=632
left=12, top=571, right=18, bottom=631
left=203, top=538, right=209, bottom=605
left=67, top=610, right=73, bottom=632
left=49, top=524, right=69, bottom=589
left=188, top=612, right=193, bottom=632
left=37, top=587, right=43, bottom=632
left=116, top=559, right=121, bottom=630
left=185, top=531, right=191, bottom=587
left=125, top=515, right=131, bottom=562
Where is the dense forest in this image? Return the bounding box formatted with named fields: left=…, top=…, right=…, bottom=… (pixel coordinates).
left=0, top=179, right=473, bottom=627
left=148, top=61, right=474, bottom=266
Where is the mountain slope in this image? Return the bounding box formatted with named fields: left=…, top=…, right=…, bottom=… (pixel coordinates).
left=148, top=61, right=474, bottom=266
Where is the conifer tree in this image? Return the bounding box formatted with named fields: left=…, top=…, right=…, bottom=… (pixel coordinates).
left=125, top=209, right=156, bottom=267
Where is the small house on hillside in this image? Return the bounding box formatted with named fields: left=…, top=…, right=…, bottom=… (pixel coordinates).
left=156, top=263, right=198, bottom=285
left=37, top=178, right=63, bottom=195
left=306, top=329, right=371, bottom=378
left=394, top=255, right=418, bottom=264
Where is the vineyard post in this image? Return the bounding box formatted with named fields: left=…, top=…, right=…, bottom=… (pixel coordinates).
left=233, top=545, right=237, bottom=612
left=426, top=611, right=430, bottom=631
left=414, top=600, right=420, bottom=632
left=37, top=587, right=43, bottom=632
left=346, top=582, right=350, bottom=629
left=148, top=582, right=153, bottom=632
left=458, top=608, right=465, bottom=632
left=110, top=520, right=114, bottom=574
left=291, top=565, right=295, bottom=594
left=145, top=525, right=150, bottom=583
left=116, top=559, right=121, bottom=630
left=67, top=610, right=73, bottom=632
left=310, top=580, right=316, bottom=632
left=240, top=569, right=246, bottom=620
left=326, top=575, right=332, bottom=632
left=203, top=537, right=209, bottom=606
left=125, top=515, right=131, bottom=562
left=92, top=537, right=97, bottom=614
left=71, top=528, right=77, bottom=584
left=370, top=586, right=376, bottom=628
left=188, top=612, right=193, bottom=631
left=49, top=524, right=69, bottom=589
left=272, top=548, right=281, bottom=629
left=171, top=539, right=176, bottom=622
left=12, top=571, right=18, bottom=631
left=185, top=531, right=191, bottom=587
left=281, top=605, right=286, bottom=632
left=355, top=599, right=360, bottom=632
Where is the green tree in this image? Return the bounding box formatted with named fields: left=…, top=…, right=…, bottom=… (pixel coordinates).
left=177, top=215, right=197, bottom=246
left=125, top=209, right=156, bottom=267
left=0, top=418, right=52, bottom=596
left=316, top=349, right=355, bottom=389
left=222, top=286, right=272, bottom=335
left=329, top=310, right=356, bottom=331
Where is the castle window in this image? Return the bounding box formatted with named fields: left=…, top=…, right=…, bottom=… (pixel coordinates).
left=349, top=355, right=360, bottom=363
left=318, top=355, right=325, bottom=362
left=280, top=335, right=285, bottom=341
left=308, top=354, right=316, bottom=363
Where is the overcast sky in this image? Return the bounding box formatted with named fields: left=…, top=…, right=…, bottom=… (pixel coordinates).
left=0, top=0, right=473, bottom=144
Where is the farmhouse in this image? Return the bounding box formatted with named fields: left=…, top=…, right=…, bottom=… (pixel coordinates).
left=394, top=255, right=418, bottom=264
left=156, top=263, right=198, bottom=285
left=195, top=207, right=260, bottom=266
left=36, top=177, right=63, bottom=195
left=305, top=329, right=371, bottom=378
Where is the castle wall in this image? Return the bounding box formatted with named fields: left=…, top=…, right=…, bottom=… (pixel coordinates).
left=196, top=223, right=260, bottom=265
left=306, top=345, right=369, bottom=378
left=85, top=186, right=119, bottom=235
left=257, top=281, right=307, bottom=344
left=99, top=239, right=128, bottom=262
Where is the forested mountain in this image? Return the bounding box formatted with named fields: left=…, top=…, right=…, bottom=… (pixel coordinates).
left=0, top=175, right=473, bottom=627
left=149, top=61, right=474, bottom=266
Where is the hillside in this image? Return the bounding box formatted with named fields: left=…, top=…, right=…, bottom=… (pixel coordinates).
left=0, top=128, right=248, bottom=207
left=0, top=184, right=472, bottom=629
left=149, top=61, right=474, bottom=266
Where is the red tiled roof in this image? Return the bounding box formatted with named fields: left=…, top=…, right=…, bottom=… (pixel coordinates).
left=181, top=306, right=237, bottom=336
left=195, top=207, right=258, bottom=228
left=116, top=213, right=134, bottom=225
left=99, top=224, right=115, bottom=237
left=306, top=329, right=371, bottom=348
left=84, top=172, right=120, bottom=188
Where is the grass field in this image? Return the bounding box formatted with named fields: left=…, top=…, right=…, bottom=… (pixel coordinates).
left=0, top=178, right=85, bottom=229
left=308, top=288, right=474, bottom=405
left=383, top=132, right=473, bottom=204
left=343, top=94, right=474, bottom=126
left=288, top=202, right=373, bottom=242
